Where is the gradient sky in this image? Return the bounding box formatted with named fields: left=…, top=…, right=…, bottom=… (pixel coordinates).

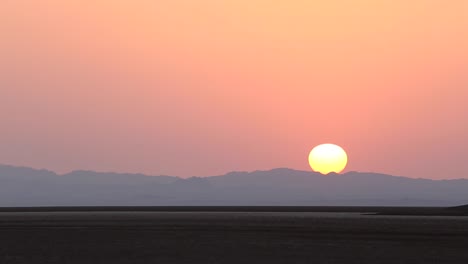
left=1, top=1, right=467, bottom=179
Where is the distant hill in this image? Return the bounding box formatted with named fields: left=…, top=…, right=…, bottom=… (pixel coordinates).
left=0, top=165, right=467, bottom=206
left=451, top=204, right=468, bottom=211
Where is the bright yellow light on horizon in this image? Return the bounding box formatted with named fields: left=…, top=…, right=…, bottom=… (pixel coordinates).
left=308, top=144, right=348, bottom=174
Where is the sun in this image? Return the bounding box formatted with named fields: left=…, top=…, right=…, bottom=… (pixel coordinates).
left=308, top=144, right=348, bottom=174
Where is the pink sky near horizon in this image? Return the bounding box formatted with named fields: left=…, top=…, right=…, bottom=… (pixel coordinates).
left=1, top=0, right=467, bottom=179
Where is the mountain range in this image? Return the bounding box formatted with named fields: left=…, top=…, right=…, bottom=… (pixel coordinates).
left=0, top=164, right=467, bottom=206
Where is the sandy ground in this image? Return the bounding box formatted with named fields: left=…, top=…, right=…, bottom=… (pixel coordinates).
left=0, top=211, right=467, bottom=264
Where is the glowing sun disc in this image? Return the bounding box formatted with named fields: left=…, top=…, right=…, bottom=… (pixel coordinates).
left=308, top=144, right=348, bottom=174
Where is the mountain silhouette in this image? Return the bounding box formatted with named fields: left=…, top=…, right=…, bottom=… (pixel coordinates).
left=450, top=204, right=468, bottom=211
left=0, top=164, right=467, bottom=206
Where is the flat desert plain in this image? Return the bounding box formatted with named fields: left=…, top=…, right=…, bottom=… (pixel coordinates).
left=0, top=208, right=467, bottom=264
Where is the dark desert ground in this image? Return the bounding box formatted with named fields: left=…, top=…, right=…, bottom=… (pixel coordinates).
left=1, top=206, right=468, bottom=264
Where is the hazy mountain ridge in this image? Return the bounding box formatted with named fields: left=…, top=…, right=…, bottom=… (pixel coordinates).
left=0, top=164, right=467, bottom=206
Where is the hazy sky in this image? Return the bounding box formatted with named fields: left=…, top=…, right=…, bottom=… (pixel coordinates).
left=1, top=1, right=467, bottom=179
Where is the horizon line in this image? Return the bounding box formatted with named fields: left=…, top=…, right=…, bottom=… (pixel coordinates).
left=0, top=163, right=464, bottom=181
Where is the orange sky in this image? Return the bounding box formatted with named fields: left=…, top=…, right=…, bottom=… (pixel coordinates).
left=1, top=0, right=467, bottom=178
